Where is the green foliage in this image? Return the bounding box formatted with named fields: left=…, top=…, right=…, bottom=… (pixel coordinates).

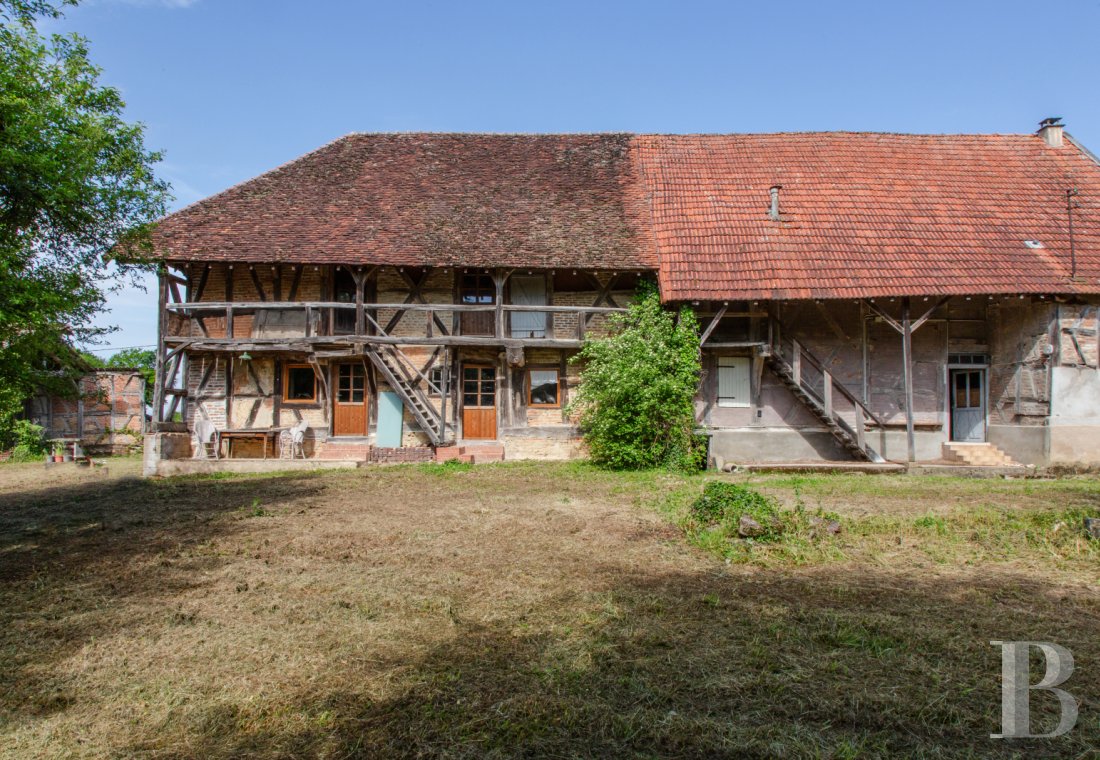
left=107, top=348, right=155, bottom=403
left=689, top=482, right=788, bottom=541
left=3, top=419, right=48, bottom=460
left=0, top=0, right=168, bottom=435
left=569, top=282, right=701, bottom=470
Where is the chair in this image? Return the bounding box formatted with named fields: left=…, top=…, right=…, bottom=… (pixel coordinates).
left=289, top=419, right=308, bottom=459
left=193, top=417, right=219, bottom=459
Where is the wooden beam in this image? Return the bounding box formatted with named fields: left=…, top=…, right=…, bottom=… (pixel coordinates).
left=901, top=297, right=916, bottom=462
left=249, top=267, right=267, bottom=301
left=287, top=265, right=302, bottom=301
left=584, top=273, right=621, bottom=325
left=193, top=264, right=210, bottom=303
left=911, top=296, right=951, bottom=332
left=699, top=305, right=728, bottom=345
left=863, top=299, right=903, bottom=334
left=152, top=269, right=168, bottom=424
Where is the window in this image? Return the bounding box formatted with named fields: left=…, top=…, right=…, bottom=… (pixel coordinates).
left=427, top=366, right=445, bottom=396
left=527, top=368, right=560, bottom=407
left=716, top=356, right=750, bottom=408
left=460, top=273, right=495, bottom=304
left=336, top=364, right=365, bottom=404
left=462, top=365, right=495, bottom=408
left=948, top=353, right=989, bottom=366
left=283, top=364, right=317, bottom=403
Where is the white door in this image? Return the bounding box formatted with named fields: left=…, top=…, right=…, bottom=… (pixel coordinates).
left=951, top=369, right=985, bottom=442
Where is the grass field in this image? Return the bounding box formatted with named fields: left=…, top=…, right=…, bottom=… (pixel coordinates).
left=1, top=459, right=1098, bottom=758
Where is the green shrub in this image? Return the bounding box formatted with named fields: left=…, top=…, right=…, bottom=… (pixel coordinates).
left=569, top=282, right=701, bottom=471
left=690, top=482, right=786, bottom=541
left=3, top=420, right=48, bottom=461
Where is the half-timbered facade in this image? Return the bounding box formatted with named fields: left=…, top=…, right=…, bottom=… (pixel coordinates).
left=143, top=123, right=1100, bottom=473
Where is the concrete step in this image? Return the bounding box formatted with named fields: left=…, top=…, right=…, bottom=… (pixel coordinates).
left=435, top=444, right=505, bottom=464
left=942, top=442, right=1020, bottom=467
left=315, top=442, right=373, bottom=461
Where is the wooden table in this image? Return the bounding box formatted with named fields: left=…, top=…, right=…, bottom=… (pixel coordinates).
left=217, top=429, right=284, bottom=459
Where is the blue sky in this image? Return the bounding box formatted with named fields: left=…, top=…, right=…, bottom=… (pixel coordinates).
left=51, top=0, right=1100, bottom=356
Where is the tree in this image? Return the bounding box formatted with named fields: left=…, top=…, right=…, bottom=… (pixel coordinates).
left=0, top=0, right=168, bottom=436
left=568, top=282, right=703, bottom=470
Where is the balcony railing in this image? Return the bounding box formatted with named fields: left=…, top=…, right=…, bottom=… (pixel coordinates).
left=164, top=300, right=627, bottom=346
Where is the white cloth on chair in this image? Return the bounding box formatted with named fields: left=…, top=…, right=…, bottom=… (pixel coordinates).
left=193, top=418, right=218, bottom=459
left=289, top=419, right=308, bottom=459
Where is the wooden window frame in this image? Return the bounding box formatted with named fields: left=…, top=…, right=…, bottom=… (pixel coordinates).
left=282, top=363, right=317, bottom=404
left=526, top=366, right=561, bottom=408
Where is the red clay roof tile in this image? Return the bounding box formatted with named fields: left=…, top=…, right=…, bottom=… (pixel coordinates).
left=150, top=130, right=1100, bottom=300
left=632, top=132, right=1100, bottom=300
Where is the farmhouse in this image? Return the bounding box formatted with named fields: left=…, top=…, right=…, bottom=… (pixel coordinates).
left=142, top=120, right=1100, bottom=474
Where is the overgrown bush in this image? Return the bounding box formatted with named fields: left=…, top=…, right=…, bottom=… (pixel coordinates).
left=4, top=419, right=48, bottom=462
left=686, top=481, right=843, bottom=550
left=569, top=282, right=701, bottom=470
left=690, top=482, right=789, bottom=541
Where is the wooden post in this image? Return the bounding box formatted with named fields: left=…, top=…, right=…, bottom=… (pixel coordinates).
left=152, top=268, right=168, bottom=425
left=902, top=297, right=916, bottom=462
left=494, top=271, right=505, bottom=339
left=823, top=369, right=833, bottom=419
left=855, top=406, right=866, bottom=451
left=355, top=271, right=365, bottom=336
left=860, top=301, right=869, bottom=404
left=305, top=306, right=313, bottom=338
left=791, top=339, right=802, bottom=387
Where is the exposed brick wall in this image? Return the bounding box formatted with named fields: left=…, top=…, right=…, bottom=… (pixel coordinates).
left=988, top=300, right=1053, bottom=425
left=37, top=371, right=145, bottom=452
left=370, top=446, right=434, bottom=463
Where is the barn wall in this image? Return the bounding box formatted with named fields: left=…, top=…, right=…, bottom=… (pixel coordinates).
left=38, top=371, right=145, bottom=454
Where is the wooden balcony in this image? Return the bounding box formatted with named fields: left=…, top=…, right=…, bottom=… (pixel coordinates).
left=163, top=300, right=627, bottom=351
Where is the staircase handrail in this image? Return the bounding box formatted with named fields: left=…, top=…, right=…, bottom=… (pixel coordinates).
left=772, top=334, right=884, bottom=428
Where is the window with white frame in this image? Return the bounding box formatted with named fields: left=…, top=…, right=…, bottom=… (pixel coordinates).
left=716, top=356, right=750, bottom=407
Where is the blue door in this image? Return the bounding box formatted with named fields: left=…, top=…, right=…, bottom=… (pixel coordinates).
left=376, top=391, right=404, bottom=447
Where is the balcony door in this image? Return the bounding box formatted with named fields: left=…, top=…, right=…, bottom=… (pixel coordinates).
left=460, top=273, right=495, bottom=336
left=332, top=363, right=368, bottom=436
left=333, top=268, right=357, bottom=335
left=461, top=364, right=496, bottom=439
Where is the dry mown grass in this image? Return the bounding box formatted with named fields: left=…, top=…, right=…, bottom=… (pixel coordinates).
left=0, top=459, right=1098, bottom=758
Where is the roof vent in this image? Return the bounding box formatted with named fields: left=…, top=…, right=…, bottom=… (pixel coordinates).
left=1038, top=117, right=1064, bottom=148
left=1023, top=239, right=1045, bottom=249
left=768, top=185, right=782, bottom=222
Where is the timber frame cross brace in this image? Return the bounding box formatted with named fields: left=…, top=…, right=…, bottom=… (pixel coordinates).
left=385, top=268, right=449, bottom=336
left=862, top=296, right=950, bottom=462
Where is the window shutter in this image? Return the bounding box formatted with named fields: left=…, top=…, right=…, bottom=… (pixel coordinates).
left=717, top=356, right=750, bottom=408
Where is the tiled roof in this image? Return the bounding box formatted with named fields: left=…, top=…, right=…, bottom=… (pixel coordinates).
left=151, top=133, right=655, bottom=271
left=152, top=130, right=1100, bottom=300
left=633, top=132, right=1100, bottom=300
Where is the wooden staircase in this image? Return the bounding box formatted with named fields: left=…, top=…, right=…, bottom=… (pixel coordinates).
left=767, top=336, right=886, bottom=463
left=365, top=344, right=451, bottom=446
left=942, top=442, right=1020, bottom=467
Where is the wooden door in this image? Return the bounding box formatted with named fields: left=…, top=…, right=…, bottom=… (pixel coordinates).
left=951, top=369, right=985, bottom=442
left=461, top=364, right=496, bottom=439
left=460, top=273, right=495, bottom=336
left=332, top=363, right=368, bottom=436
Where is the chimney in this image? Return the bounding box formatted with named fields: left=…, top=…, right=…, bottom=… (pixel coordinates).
left=1038, top=117, right=1064, bottom=148
left=768, top=185, right=782, bottom=221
